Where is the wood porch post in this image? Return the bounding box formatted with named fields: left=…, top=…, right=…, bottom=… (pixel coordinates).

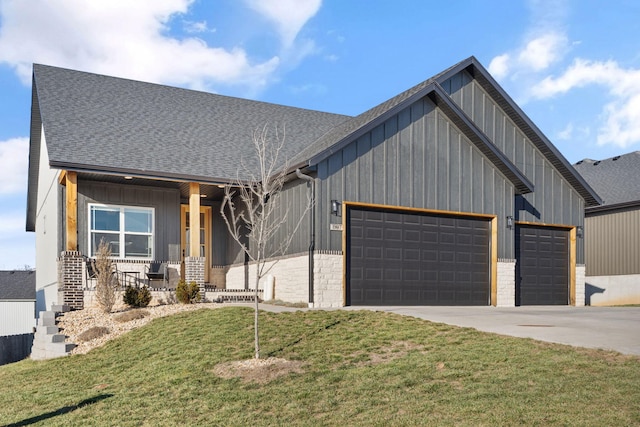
left=189, top=182, right=201, bottom=257
left=65, top=171, right=78, bottom=251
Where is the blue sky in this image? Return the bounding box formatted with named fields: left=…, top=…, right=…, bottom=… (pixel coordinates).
left=1, top=0, right=639, bottom=269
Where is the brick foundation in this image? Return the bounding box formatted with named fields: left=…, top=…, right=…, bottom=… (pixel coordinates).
left=184, top=256, right=205, bottom=295
left=58, top=251, right=84, bottom=310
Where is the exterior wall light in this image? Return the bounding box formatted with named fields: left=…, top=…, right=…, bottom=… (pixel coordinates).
left=506, top=216, right=514, bottom=229
left=331, top=200, right=340, bottom=216
left=576, top=225, right=584, bottom=238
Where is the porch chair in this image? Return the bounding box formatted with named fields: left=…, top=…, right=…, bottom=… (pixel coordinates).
left=85, top=257, right=119, bottom=289
left=145, top=262, right=168, bottom=289
left=85, top=258, right=98, bottom=289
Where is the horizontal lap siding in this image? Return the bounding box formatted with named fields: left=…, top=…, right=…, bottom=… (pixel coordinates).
left=586, top=208, right=640, bottom=276
left=316, top=97, right=514, bottom=256
left=443, top=70, right=585, bottom=263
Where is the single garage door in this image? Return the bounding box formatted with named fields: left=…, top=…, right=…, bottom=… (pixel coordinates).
left=347, top=206, right=491, bottom=306
left=515, top=224, right=569, bottom=305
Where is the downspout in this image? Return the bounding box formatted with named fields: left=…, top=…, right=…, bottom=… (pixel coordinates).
left=296, top=169, right=315, bottom=307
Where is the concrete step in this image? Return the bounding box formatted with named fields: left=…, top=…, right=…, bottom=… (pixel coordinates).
left=50, top=304, right=71, bottom=313
left=45, top=342, right=76, bottom=354
left=36, top=325, right=59, bottom=335
left=37, top=315, right=56, bottom=327
left=51, top=334, right=67, bottom=343
left=31, top=342, right=76, bottom=360
left=31, top=306, right=76, bottom=360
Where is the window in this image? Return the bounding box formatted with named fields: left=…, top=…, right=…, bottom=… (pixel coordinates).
left=89, top=204, right=154, bottom=259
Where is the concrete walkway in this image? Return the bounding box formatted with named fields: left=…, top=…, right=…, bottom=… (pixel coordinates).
left=345, top=306, right=640, bottom=356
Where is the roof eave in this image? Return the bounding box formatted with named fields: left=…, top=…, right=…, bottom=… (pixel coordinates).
left=26, top=72, right=42, bottom=232
left=585, top=199, right=640, bottom=214
left=306, top=78, right=533, bottom=194
left=308, top=82, right=440, bottom=166
left=49, top=161, right=250, bottom=187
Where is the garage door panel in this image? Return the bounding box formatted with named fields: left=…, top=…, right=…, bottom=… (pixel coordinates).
left=365, top=247, right=382, bottom=259
left=516, top=225, right=569, bottom=306
left=348, top=206, right=491, bottom=306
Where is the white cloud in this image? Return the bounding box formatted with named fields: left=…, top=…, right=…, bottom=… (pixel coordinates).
left=532, top=59, right=640, bottom=147
left=244, top=0, right=321, bottom=48
left=0, top=0, right=281, bottom=91
left=488, top=54, right=510, bottom=79
left=289, top=83, right=327, bottom=96
left=0, top=137, right=29, bottom=195
left=517, top=32, right=567, bottom=72
left=488, top=31, right=567, bottom=82
left=183, top=20, right=214, bottom=34
left=556, top=123, right=573, bottom=140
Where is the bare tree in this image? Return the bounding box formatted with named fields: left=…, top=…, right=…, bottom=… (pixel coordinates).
left=220, top=124, right=312, bottom=359
left=94, top=239, right=119, bottom=313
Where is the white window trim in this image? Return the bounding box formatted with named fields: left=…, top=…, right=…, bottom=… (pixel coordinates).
left=88, top=203, right=155, bottom=260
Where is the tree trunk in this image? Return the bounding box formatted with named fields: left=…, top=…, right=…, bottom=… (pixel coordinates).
left=254, top=261, right=260, bottom=359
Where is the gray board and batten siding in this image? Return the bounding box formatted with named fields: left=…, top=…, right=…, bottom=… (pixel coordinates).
left=441, top=69, right=586, bottom=262
left=223, top=178, right=312, bottom=264
left=314, top=93, right=516, bottom=258
left=75, top=180, right=180, bottom=262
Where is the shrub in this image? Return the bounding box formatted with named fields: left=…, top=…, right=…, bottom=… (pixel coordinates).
left=176, top=280, right=201, bottom=304
left=77, top=326, right=110, bottom=342
left=114, top=309, right=150, bottom=323
left=123, top=285, right=152, bottom=308
left=94, top=239, right=119, bottom=314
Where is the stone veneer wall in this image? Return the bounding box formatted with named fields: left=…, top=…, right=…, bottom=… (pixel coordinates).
left=313, top=251, right=343, bottom=308
left=226, top=253, right=309, bottom=303
left=209, top=266, right=227, bottom=289
left=58, top=251, right=84, bottom=310
left=496, top=259, right=516, bottom=307
left=575, top=264, right=585, bottom=307
left=225, top=252, right=345, bottom=307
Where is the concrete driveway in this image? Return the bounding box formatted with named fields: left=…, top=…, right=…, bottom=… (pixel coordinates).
left=345, top=306, right=640, bottom=355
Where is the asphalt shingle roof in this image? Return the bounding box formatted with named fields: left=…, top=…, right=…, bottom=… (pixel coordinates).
left=33, top=64, right=350, bottom=183
left=28, top=57, right=601, bottom=228
left=0, top=271, right=36, bottom=300
left=573, top=151, right=640, bottom=206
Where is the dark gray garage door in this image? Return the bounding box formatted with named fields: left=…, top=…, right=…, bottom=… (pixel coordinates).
left=347, top=206, right=491, bottom=306
left=515, top=225, right=569, bottom=305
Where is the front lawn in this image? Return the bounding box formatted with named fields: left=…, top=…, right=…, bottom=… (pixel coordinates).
left=0, top=307, right=638, bottom=426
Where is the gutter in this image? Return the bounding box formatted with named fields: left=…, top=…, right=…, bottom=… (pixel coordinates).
left=295, top=169, right=315, bottom=307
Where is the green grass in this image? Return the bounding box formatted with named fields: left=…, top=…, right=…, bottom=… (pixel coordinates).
left=1, top=307, right=639, bottom=426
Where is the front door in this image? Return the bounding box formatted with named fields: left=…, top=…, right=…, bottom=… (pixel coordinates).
left=181, top=205, right=211, bottom=283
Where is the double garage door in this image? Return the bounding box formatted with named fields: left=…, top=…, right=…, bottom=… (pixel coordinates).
left=347, top=206, right=491, bottom=306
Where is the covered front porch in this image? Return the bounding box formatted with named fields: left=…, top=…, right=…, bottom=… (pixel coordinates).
left=57, top=172, right=243, bottom=309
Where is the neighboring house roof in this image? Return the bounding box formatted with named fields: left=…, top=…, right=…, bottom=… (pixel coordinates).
left=0, top=271, right=36, bottom=301
left=574, top=151, right=640, bottom=212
